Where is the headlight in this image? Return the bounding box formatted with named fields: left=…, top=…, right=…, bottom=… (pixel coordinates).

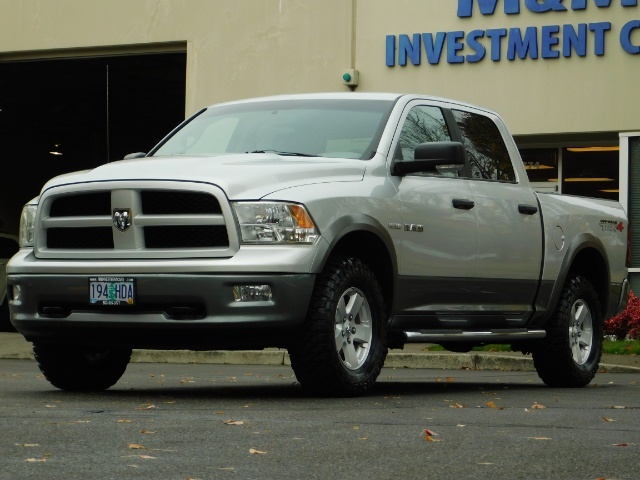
left=19, top=202, right=38, bottom=248
left=232, top=202, right=319, bottom=244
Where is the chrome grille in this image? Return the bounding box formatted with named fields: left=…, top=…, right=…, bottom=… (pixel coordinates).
left=36, top=182, right=237, bottom=259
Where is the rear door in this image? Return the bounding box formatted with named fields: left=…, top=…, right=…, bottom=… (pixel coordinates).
left=450, top=107, right=543, bottom=324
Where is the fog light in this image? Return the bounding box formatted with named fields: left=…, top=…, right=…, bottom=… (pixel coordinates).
left=232, top=285, right=272, bottom=302
left=10, top=284, right=21, bottom=302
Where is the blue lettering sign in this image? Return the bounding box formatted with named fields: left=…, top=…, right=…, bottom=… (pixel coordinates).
left=563, top=23, right=588, bottom=56
left=620, top=19, right=640, bottom=53
left=385, top=2, right=638, bottom=66
left=422, top=32, right=447, bottom=64
left=458, top=0, right=520, bottom=17
left=541, top=25, right=561, bottom=57
left=399, top=34, right=421, bottom=65
left=573, top=0, right=638, bottom=8
left=589, top=22, right=612, bottom=55
left=386, top=35, right=395, bottom=66
left=525, top=0, right=566, bottom=13
left=466, top=30, right=487, bottom=62
left=486, top=28, right=508, bottom=60
left=458, top=0, right=637, bottom=17
left=507, top=26, right=539, bottom=59
left=448, top=31, right=466, bottom=63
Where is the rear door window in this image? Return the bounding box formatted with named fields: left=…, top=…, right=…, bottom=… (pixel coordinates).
left=452, top=110, right=515, bottom=182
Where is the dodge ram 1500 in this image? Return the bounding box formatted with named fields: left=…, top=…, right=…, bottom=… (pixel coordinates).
left=7, top=92, right=630, bottom=397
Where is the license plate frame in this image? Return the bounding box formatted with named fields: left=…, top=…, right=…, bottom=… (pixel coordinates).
left=89, top=277, right=136, bottom=305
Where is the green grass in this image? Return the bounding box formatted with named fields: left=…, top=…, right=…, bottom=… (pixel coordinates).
left=603, top=339, right=640, bottom=355
left=422, top=340, right=640, bottom=355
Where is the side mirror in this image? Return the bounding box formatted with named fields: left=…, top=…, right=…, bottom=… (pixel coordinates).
left=123, top=152, right=147, bottom=160
left=391, top=141, right=465, bottom=176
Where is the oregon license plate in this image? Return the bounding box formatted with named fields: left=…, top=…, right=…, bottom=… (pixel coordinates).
left=89, top=277, right=135, bottom=305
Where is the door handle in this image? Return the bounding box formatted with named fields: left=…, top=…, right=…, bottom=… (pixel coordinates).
left=452, top=199, right=475, bottom=210
left=518, top=204, right=538, bottom=215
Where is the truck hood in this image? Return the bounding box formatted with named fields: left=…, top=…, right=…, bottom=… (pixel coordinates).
left=42, top=153, right=367, bottom=199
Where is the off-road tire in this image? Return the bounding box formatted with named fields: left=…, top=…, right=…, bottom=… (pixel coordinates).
left=288, top=256, right=388, bottom=397
left=33, top=344, right=132, bottom=391
left=532, top=274, right=603, bottom=387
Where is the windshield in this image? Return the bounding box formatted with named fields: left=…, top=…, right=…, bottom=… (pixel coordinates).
left=150, top=98, right=394, bottom=160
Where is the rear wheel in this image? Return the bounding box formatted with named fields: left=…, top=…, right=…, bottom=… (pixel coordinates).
left=532, top=274, right=603, bottom=387
left=33, top=344, right=132, bottom=391
left=288, top=256, right=387, bottom=397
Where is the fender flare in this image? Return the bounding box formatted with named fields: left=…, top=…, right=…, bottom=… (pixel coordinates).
left=310, top=213, right=398, bottom=276
left=541, top=232, right=610, bottom=324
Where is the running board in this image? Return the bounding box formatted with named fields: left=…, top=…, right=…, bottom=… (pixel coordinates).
left=403, top=329, right=546, bottom=343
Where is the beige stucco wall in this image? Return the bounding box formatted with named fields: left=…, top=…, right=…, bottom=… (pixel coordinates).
left=0, top=0, right=638, bottom=136
left=0, top=0, right=354, bottom=116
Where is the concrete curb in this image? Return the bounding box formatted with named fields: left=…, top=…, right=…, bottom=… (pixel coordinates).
left=128, top=350, right=640, bottom=374
left=3, top=343, right=640, bottom=374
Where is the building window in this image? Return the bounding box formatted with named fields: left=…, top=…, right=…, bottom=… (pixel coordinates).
left=520, top=148, right=558, bottom=181
left=562, top=146, right=620, bottom=201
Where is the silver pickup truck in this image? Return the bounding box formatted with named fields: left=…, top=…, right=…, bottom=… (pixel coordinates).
left=7, top=93, right=630, bottom=397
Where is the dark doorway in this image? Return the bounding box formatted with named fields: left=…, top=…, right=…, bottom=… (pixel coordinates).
left=0, top=52, right=186, bottom=235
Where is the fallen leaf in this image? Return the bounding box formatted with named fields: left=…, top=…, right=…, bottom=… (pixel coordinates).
left=138, top=454, right=156, bottom=459
left=249, top=448, right=267, bottom=454
left=530, top=403, right=546, bottom=409
left=128, top=444, right=146, bottom=450
left=602, top=417, right=617, bottom=422
left=224, top=420, right=244, bottom=426
left=358, top=437, right=367, bottom=440
left=486, top=401, right=498, bottom=408
left=446, top=377, right=455, bottom=382
left=25, top=458, right=46, bottom=463
left=450, top=402, right=466, bottom=408
left=118, top=419, right=132, bottom=423
left=215, top=411, right=224, bottom=415
left=136, top=404, right=156, bottom=410
left=15, top=444, right=39, bottom=447
left=140, top=429, right=156, bottom=434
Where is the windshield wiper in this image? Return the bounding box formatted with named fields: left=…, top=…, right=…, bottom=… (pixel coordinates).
left=247, top=149, right=318, bottom=157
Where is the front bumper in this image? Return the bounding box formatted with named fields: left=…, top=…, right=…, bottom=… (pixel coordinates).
left=8, top=272, right=315, bottom=350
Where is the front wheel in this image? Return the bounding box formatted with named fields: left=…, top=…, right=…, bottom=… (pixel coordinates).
left=33, top=344, right=132, bottom=391
left=288, top=256, right=388, bottom=397
left=532, top=274, right=603, bottom=387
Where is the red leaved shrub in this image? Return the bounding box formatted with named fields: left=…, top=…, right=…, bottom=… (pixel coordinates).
left=604, top=290, right=640, bottom=340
